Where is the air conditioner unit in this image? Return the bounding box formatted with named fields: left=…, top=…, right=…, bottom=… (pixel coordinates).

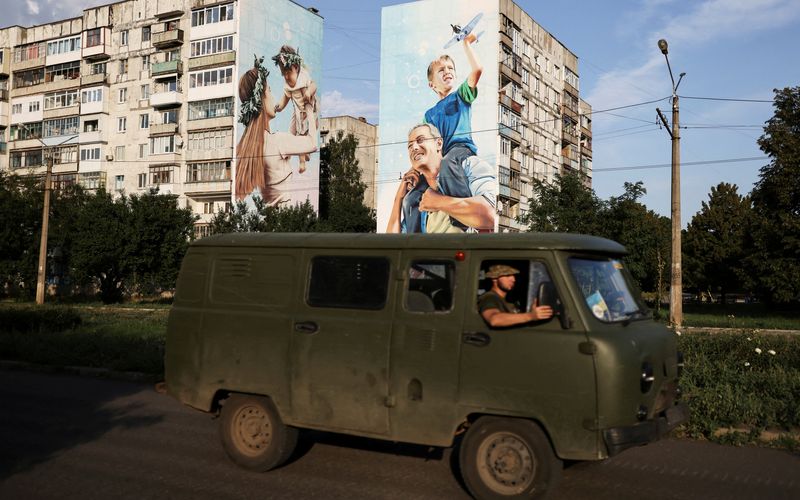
left=106, top=154, right=114, bottom=161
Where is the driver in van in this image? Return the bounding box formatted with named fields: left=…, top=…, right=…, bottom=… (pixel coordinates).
left=478, top=265, right=554, bottom=328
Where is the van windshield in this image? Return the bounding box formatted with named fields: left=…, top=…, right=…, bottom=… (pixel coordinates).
left=568, top=257, right=645, bottom=323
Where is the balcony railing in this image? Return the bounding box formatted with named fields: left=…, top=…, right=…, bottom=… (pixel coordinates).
left=152, top=60, right=183, bottom=76
left=152, top=29, right=184, bottom=49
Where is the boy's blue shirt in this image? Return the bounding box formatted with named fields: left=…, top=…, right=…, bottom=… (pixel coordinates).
left=424, top=80, right=478, bottom=155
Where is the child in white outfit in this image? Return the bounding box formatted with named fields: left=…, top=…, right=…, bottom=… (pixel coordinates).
left=273, top=45, right=317, bottom=174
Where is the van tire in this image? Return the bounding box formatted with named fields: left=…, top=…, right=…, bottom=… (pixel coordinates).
left=459, top=417, right=561, bottom=499
left=219, top=394, right=298, bottom=471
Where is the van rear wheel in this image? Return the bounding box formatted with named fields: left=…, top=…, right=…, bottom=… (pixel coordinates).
left=459, top=417, right=561, bottom=499
left=219, top=394, right=298, bottom=471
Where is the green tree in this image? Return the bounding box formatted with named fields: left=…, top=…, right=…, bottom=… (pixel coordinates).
left=318, top=131, right=376, bottom=232
left=602, top=182, right=671, bottom=297
left=210, top=197, right=320, bottom=234
left=745, top=86, right=800, bottom=303
left=683, top=183, right=752, bottom=301
left=127, top=190, right=196, bottom=294
left=520, top=172, right=606, bottom=234
left=0, top=172, right=41, bottom=298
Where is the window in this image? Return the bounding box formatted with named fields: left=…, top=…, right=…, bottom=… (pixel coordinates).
left=43, top=117, right=79, bottom=137
left=115, top=145, right=126, bottom=161
left=80, top=147, right=101, bottom=161
left=189, top=66, right=234, bottom=88
left=115, top=175, right=125, bottom=191
left=569, top=258, right=643, bottom=322
left=477, top=260, right=555, bottom=321
left=83, top=120, right=98, bottom=132
left=119, top=58, right=128, bottom=75
left=13, top=42, right=44, bottom=63
left=308, top=256, right=390, bottom=310
left=149, top=165, right=173, bottom=184
left=11, top=103, right=22, bottom=114
left=191, top=3, right=235, bottom=27
left=139, top=144, right=148, bottom=159
left=47, top=36, right=81, bottom=56
left=142, top=26, right=151, bottom=42
left=85, top=28, right=102, bottom=47
left=121, top=30, right=129, bottom=46
left=90, top=62, right=106, bottom=75
left=186, top=161, right=231, bottom=182
left=150, top=135, right=176, bottom=154
left=190, top=35, right=234, bottom=57
left=11, top=122, right=43, bottom=140
left=162, top=109, right=178, bottom=124
left=29, top=101, right=40, bottom=112
left=118, top=117, right=127, bottom=132
left=140, top=113, right=149, bottom=129
left=406, top=260, right=455, bottom=312
left=188, top=129, right=233, bottom=151
left=44, top=90, right=78, bottom=109
left=140, top=84, right=150, bottom=99
left=188, top=97, right=234, bottom=120
left=52, top=145, right=78, bottom=164
left=81, top=88, right=103, bottom=103
left=10, top=149, right=43, bottom=169
left=118, top=88, right=127, bottom=103
left=138, top=173, right=147, bottom=188
left=45, top=61, right=80, bottom=82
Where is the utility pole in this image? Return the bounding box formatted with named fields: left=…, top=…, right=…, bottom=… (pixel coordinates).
left=657, top=39, right=685, bottom=328
left=35, top=148, right=53, bottom=305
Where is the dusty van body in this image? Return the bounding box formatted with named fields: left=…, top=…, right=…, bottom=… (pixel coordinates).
left=166, top=232, right=688, bottom=499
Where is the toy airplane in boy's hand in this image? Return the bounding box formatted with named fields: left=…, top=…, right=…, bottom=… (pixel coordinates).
left=444, top=12, right=484, bottom=49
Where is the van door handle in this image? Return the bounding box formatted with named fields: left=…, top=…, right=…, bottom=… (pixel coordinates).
left=462, top=332, right=491, bottom=347
left=294, top=321, right=319, bottom=334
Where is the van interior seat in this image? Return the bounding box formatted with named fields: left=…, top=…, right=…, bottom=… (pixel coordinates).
left=406, top=290, right=435, bottom=312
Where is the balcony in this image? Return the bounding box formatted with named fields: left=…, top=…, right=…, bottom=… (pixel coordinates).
left=150, top=90, right=183, bottom=108
left=562, top=103, right=579, bottom=122
left=499, top=93, right=524, bottom=114
left=499, top=30, right=513, bottom=50
left=152, top=29, right=184, bottom=49
left=183, top=179, right=232, bottom=196
left=498, top=122, right=522, bottom=144
left=189, top=51, right=236, bottom=70
left=150, top=122, right=179, bottom=136
left=564, top=80, right=578, bottom=98
left=152, top=60, right=183, bottom=77
left=0, top=101, right=7, bottom=128
left=0, top=49, right=9, bottom=76
left=81, top=72, right=108, bottom=86
left=13, top=44, right=46, bottom=71
left=79, top=130, right=103, bottom=144
left=499, top=62, right=521, bottom=85
left=82, top=29, right=111, bottom=60
left=562, top=128, right=579, bottom=146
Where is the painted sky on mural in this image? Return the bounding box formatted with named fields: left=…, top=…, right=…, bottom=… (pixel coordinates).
left=11, top=0, right=800, bottom=224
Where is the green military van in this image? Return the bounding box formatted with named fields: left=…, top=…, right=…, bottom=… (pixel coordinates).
left=166, top=232, right=687, bottom=499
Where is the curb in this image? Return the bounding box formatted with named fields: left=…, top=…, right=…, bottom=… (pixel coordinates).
left=0, top=359, right=162, bottom=384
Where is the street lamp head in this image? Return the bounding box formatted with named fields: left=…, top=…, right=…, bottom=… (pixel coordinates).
left=658, top=39, right=669, bottom=55
left=679, top=72, right=686, bottom=78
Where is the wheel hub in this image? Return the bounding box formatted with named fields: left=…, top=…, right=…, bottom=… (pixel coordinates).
left=233, top=405, right=272, bottom=455
left=478, top=432, right=536, bottom=493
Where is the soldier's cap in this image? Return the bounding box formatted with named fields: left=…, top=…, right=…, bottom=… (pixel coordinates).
left=485, top=265, right=520, bottom=278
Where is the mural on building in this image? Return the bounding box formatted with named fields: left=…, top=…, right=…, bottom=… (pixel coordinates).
left=378, top=0, right=499, bottom=233
left=235, top=0, right=322, bottom=208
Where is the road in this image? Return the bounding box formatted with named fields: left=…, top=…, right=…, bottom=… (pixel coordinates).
left=1, top=369, right=798, bottom=499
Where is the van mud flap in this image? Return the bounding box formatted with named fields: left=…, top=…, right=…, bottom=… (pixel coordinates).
left=602, top=402, right=690, bottom=456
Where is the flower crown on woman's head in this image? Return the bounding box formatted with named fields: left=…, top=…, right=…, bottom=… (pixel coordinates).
left=272, top=48, right=303, bottom=70
left=239, top=54, right=270, bottom=126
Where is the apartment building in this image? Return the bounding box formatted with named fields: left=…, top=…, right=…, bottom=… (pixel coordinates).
left=320, top=115, right=379, bottom=212
left=0, top=0, right=322, bottom=238
left=497, top=0, right=592, bottom=231
left=377, top=0, right=591, bottom=233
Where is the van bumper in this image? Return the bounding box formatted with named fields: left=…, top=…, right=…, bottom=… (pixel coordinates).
left=602, top=402, right=690, bottom=456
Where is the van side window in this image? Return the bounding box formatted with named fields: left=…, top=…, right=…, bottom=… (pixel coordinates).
left=406, top=260, right=454, bottom=313
left=478, top=259, right=551, bottom=312
left=308, top=256, right=390, bottom=310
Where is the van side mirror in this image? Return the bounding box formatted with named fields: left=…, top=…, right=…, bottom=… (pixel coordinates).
left=537, top=281, right=571, bottom=329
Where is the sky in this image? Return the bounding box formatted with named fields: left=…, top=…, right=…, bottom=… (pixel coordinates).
left=6, top=0, right=800, bottom=224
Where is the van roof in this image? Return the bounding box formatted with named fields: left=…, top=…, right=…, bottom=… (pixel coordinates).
left=191, top=233, right=627, bottom=255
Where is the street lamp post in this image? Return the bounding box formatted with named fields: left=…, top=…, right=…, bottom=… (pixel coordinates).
left=656, top=38, right=685, bottom=328
left=35, top=150, right=53, bottom=305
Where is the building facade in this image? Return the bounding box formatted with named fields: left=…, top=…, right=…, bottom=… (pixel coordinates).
left=320, top=115, right=378, bottom=212
left=497, top=0, right=592, bottom=231
left=0, top=0, right=322, bottom=238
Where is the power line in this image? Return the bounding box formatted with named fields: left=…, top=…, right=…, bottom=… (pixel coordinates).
left=593, top=156, right=767, bottom=172
left=679, top=95, right=773, bottom=103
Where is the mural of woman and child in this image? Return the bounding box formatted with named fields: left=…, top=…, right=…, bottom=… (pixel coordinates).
left=234, top=46, right=318, bottom=206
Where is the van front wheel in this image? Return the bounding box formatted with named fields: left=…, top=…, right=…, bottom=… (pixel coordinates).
left=219, top=394, right=298, bottom=471
left=459, top=417, right=561, bottom=499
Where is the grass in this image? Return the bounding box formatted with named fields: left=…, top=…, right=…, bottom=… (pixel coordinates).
left=0, top=303, right=168, bottom=375
left=653, top=303, right=800, bottom=330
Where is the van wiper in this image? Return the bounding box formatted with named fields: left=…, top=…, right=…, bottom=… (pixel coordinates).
left=619, top=310, right=651, bottom=326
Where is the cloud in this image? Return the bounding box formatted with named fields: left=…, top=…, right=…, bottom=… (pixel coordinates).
left=320, top=90, right=379, bottom=120
left=26, top=0, right=40, bottom=15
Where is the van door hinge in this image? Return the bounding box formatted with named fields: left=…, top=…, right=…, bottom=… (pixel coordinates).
left=578, top=341, right=597, bottom=355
